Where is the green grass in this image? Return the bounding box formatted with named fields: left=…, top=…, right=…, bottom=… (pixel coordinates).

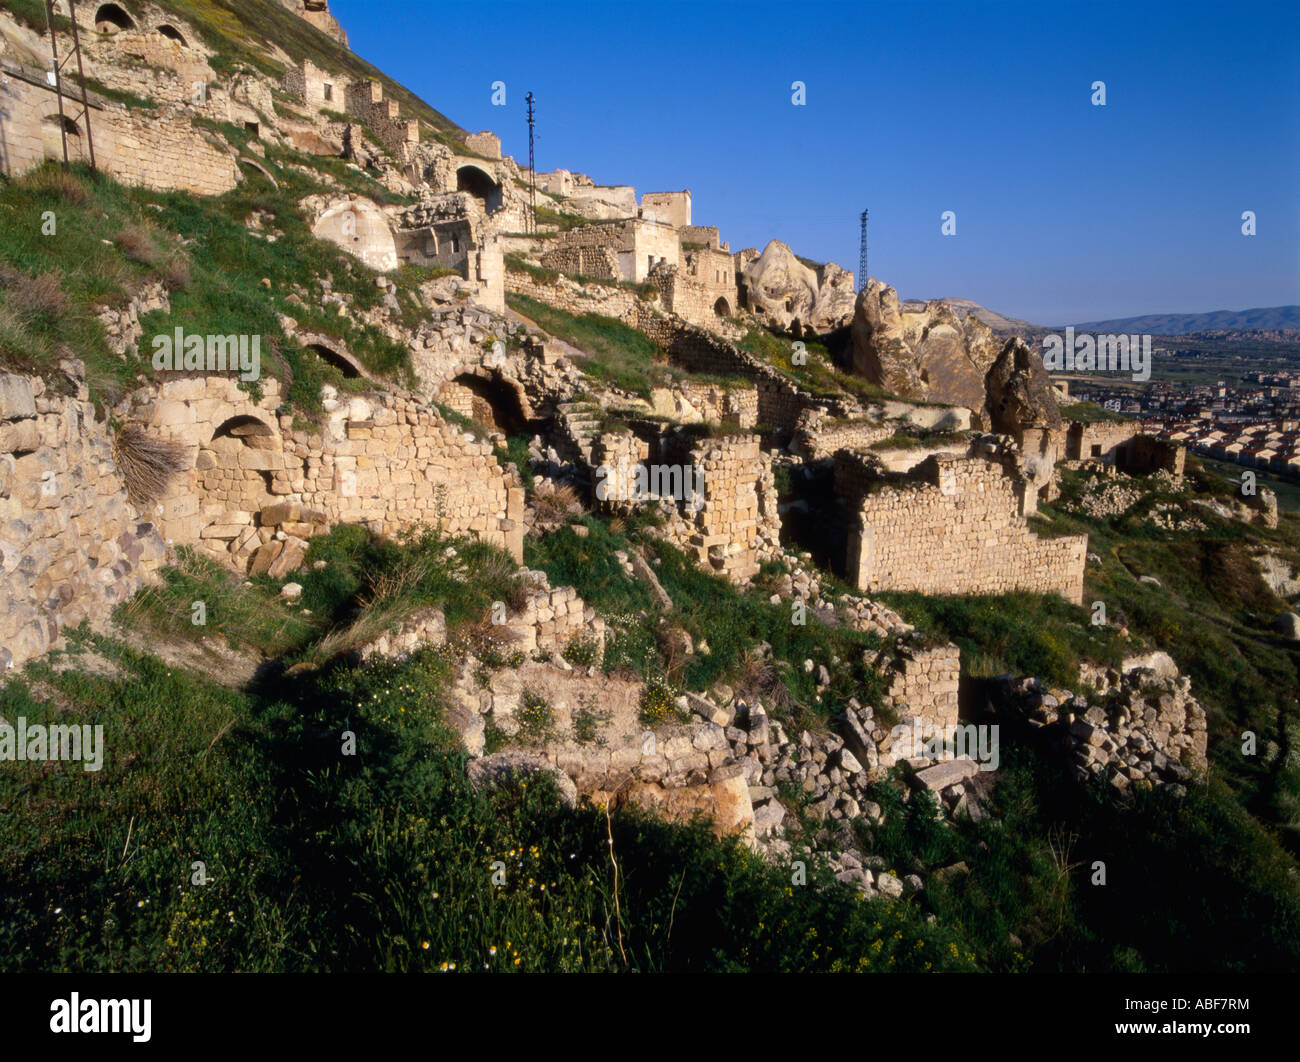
left=525, top=515, right=886, bottom=729
left=1059, top=401, right=1134, bottom=424
left=0, top=628, right=966, bottom=972
left=0, top=150, right=427, bottom=415
left=736, top=325, right=892, bottom=403
left=506, top=293, right=667, bottom=400
left=1025, top=468, right=1300, bottom=851
left=876, top=590, right=1126, bottom=688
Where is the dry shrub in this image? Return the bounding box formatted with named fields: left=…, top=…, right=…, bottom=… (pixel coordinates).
left=114, top=423, right=188, bottom=506
left=159, top=251, right=191, bottom=291
left=114, top=221, right=162, bottom=266
left=735, top=648, right=793, bottom=713
left=20, top=165, right=89, bottom=205
left=531, top=480, right=582, bottom=523
left=360, top=553, right=433, bottom=609
left=0, top=268, right=68, bottom=326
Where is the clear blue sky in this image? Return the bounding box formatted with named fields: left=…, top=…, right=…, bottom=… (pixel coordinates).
left=333, top=0, right=1300, bottom=325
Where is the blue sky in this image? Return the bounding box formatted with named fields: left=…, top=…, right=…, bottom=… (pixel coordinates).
left=333, top=0, right=1300, bottom=325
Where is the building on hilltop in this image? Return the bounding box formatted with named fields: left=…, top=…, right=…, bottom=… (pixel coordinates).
left=274, top=0, right=349, bottom=47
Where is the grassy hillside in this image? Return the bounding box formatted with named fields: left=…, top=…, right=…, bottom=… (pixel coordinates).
left=0, top=158, right=432, bottom=415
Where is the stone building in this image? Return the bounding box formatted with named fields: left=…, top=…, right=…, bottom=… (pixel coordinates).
left=0, top=10, right=241, bottom=193
left=273, top=0, right=349, bottom=47
left=641, top=190, right=692, bottom=228
left=131, top=373, right=526, bottom=572
left=836, top=452, right=1088, bottom=603
left=1065, top=420, right=1184, bottom=477
left=540, top=218, right=681, bottom=283
left=281, top=59, right=343, bottom=113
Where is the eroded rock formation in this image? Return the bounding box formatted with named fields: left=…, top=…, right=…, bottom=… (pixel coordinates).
left=850, top=279, right=1002, bottom=413
left=741, top=240, right=856, bottom=334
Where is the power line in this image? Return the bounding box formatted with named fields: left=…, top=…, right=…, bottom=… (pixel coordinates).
left=525, top=92, right=537, bottom=234
left=858, top=208, right=869, bottom=293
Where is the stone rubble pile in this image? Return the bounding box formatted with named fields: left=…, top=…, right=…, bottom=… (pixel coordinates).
left=996, top=657, right=1207, bottom=798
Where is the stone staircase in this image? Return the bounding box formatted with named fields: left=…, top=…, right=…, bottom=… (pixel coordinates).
left=556, top=401, right=602, bottom=470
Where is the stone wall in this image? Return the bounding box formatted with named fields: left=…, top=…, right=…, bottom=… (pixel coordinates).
left=681, top=225, right=726, bottom=251
left=873, top=641, right=961, bottom=731
left=464, top=131, right=501, bottom=158
left=538, top=243, right=621, bottom=281
left=274, top=0, right=349, bottom=47
left=545, top=219, right=680, bottom=283
left=791, top=412, right=892, bottom=459
left=649, top=381, right=758, bottom=428
left=343, top=80, right=418, bottom=163
left=0, top=66, right=239, bottom=195
left=1065, top=422, right=1184, bottom=478
left=505, top=268, right=642, bottom=320
left=504, top=577, right=606, bottom=656
left=281, top=59, right=344, bottom=112
left=132, top=374, right=525, bottom=572
left=641, top=190, right=691, bottom=227
left=0, top=368, right=166, bottom=670
left=662, top=434, right=781, bottom=584
left=627, top=304, right=856, bottom=429
left=651, top=246, right=739, bottom=328
left=839, top=453, right=1087, bottom=603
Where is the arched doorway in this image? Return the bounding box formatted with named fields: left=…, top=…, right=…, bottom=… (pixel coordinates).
left=456, top=165, right=503, bottom=213
left=444, top=373, right=526, bottom=435
left=41, top=114, right=82, bottom=162
left=713, top=296, right=732, bottom=318
left=304, top=341, right=362, bottom=379
left=213, top=415, right=277, bottom=449
left=94, top=3, right=136, bottom=32
left=205, top=415, right=278, bottom=511
left=157, top=24, right=187, bottom=46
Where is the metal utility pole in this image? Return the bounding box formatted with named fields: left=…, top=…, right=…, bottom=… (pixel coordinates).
left=858, top=208, right=869, bottom=293
left=44, top=0, right=97, bottom=177
left=525, top=92, right=537, bottom=234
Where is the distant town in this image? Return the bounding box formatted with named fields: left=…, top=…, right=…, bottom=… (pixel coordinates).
left=1053, top=336, right=1300, bottom=480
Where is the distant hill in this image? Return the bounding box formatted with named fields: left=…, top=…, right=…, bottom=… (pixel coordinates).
left=1069, top=306, right=1300, bottom=336
left=907, top=298, right=1300, bottom=343
left=904, top=297, right=1047, bottom=338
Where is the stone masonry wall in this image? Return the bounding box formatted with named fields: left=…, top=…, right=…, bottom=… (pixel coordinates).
left=538, top=244, right=621, bottom=281
left=841, top=453, right=1087, bottom=603
left=0, top=368, right=166, bottom=670
left=791, top=412, right=892, bottom=459
left=627, top=304, right=856, bottom=429
left=662, top=434, right=781, bottom=584
left=134, top=374, right=525, bottom=571
left=505, top=268, right=641, bottom=320
left=0, top=67, right=239, bottom=195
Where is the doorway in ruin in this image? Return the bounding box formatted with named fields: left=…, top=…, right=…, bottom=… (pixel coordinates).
left=157, top=24, right=188, bottom=46
left=94, top=3, right=136, bottom=32
left=456, top=165, right=503, bottom=213
left=202, top=415, right=279, bottom=510
left=299, top=338, right=368, bottom=381
left=41, top=115, right=83, bottom=162
left=446, top=373, right=526, bottom=436
left=776, top=460, right=853, bottom=578
left=713, top=296, right=732, bottom=318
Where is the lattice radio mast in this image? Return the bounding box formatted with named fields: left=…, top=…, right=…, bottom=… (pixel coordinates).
left=858, top=208, right=869, bottom=293
left=525, top=92, right=537, bottom=234
left=44, top=0, right=97, bottom=177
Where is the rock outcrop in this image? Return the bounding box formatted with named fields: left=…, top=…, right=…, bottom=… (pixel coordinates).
left=741, top=240, right=856, bottom=334
left=850, top=279, right=1002, bottom=414
left=983, top=337, right=1062, bottom=435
